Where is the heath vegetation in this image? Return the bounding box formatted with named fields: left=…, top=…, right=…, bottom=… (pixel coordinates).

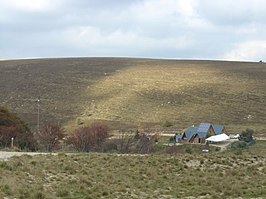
left=0, top=58, right=265, bottom=133
left=0, top=141, right=266, bottom=198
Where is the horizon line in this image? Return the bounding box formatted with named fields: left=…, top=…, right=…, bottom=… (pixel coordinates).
left=0, top=55, right=262, bottom=63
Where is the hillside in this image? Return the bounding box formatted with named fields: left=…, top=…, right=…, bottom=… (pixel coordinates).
left=0, top=58, right=265, bottom=133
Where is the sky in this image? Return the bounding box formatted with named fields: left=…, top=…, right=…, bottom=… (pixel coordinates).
left=1, top=0, right=266, bottom=61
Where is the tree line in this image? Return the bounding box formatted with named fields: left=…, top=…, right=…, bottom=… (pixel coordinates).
left=1, top=106, right=256, bottom=154
left=0, top=106, right=158, bottom=153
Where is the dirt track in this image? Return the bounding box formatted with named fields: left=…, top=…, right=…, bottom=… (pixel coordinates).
left=209, top=139, right=236, bottom=151
left=0, top=152, right=48, bottom=161
left=1, top=137, right=265, bottom=160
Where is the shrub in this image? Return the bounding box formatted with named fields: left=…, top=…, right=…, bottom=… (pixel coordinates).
left=215, top=147, right=220, bottom=152
left=115, top=131, right=135, bottom=153
left=103, top=141, right=118, bottom=152
left=135, top=133, right=156, bottom=154
left=169, top=136, right=175, bottom=143
left=37, top=123, right=65, bottom=152
left=185, top=146, right=192, bottom=154
left=239, top=128, right=255, bottom=145
left=67, top=123, right=109, bottom=152
left=231, top=141, right=247, bottom=155
left=91, top=123, right=109, bottom=149
left=231, top=141, right=248, bottom=149
left=162, top=120, right=173, bottom=127
left=234, top=148, right=243, bottom=155
left=0, top=106, right=36, bottom=150
left=0, top=126, right=16, bottom=148
left=114, top=131, right=157, bottom=154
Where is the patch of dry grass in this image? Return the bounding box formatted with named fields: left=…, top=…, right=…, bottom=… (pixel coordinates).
left=1, top=141, right=266, bottom=198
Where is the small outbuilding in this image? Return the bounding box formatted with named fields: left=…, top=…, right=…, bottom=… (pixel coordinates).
left=206, top=133, right=230, bottom=143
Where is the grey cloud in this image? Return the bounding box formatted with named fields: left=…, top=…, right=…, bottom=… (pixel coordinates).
left=0, top=0, right=266, bottom=61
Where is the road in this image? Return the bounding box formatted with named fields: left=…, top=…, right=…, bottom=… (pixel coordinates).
left=0, top=137, right=265, bottom=160
left=0, top=152, right=48, bottom=161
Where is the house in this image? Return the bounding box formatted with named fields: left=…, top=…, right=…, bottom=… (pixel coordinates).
left=181, top=123, right=226, bottom=144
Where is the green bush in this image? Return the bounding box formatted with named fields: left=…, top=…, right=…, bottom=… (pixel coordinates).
left=185, top=146, right=192, bottom=154
left=169, top=136, right=175, bottom=142
left=162, top=120, right=173, bottom=127
left=234, top=148, right=243, bottom=155
left=231, top=141, right=248, bottom=149
left=239, top=128, right=255, bottom=145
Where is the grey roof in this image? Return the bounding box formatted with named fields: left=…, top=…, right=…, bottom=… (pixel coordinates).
left=184, top=126, right=198, bottom=141
left=176, top=134, right=183, bottom=139
left=197, top=123, right=211, bottom=133
left=196, top=123, right=213, bottom=138
left=212, top=125, right=224, bottom=135
left=182, top=123, right=225, bottom=141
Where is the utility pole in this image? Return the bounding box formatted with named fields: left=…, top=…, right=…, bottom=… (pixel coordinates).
left=36, top=97, right=40, bottom=133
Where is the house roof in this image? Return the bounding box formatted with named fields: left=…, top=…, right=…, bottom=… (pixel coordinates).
left=212, top=125, right=224, bottom=135
left=176, top=134, right=183, bottom=139
left=196, top=123, right=212, bottom=138
left=184, top=126, right=198, bottom=141
left=182, top=123, right=225, bottom=142
left=197, top=123, right=211, bottom=133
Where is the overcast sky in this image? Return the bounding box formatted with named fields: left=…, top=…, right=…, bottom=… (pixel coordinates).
left=1, top=0, right=266, bottom=61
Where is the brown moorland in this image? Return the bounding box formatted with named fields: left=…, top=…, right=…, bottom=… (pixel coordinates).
left=0, top=58, right=265, bottom=133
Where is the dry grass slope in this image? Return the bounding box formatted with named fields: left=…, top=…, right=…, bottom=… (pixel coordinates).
left=0, top=58, right=265, bottom=132
left=1, top=141, right=266, bottom=198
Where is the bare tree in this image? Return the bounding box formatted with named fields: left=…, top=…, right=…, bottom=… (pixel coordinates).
left=37, top=124, right=65, bottom=152
left=67, top=123, right=109, bottom=152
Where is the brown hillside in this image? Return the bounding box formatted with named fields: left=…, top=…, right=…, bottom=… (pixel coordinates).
left=0, top=58, right=265, bottom=133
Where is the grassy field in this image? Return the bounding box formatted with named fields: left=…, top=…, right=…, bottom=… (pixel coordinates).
left=1, top=141, right=266, bottom=199
left=0, top=58, right=265, bottom=133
